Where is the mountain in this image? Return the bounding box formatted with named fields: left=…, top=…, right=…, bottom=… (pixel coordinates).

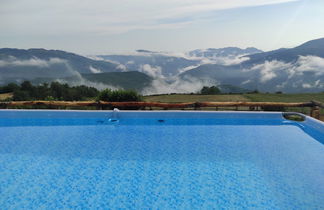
left=1, top=39, right=323, bottom=94
left=97, top=47, right=263, bottom=77
left=181, top=38, right=324, bottom=93
left=0, top=48, right=122, bottom=83
left=0, top=48, right=153, bottom=92
left=97, top=52, right=199, bottom=77
left=295, top=37, right=324, bottom=50
left=81, top=71, right=152, bottom=91
left=181, top=64, right=248, bottom=86
left=243, top=37, right=324, bottom=65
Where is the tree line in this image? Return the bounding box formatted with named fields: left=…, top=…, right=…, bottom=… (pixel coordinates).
left=0, top=81, right=142, bottom=102
left=0, top=81, right=232, bottom=102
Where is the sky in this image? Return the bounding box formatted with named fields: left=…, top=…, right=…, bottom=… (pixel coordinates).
left=0, top=0, right=323, bottom=55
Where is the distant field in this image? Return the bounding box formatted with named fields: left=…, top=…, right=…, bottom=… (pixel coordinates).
left=144, top=94, right=249, bottom=103
left=244, top=93, right=324, bottom=103
left=144, top=93, right=324, bottom=118
left=244, top=93, right=324, bottom=117
left=144, top=93, right=324, bottom=103
left=0, top=93, right=13, bottom=100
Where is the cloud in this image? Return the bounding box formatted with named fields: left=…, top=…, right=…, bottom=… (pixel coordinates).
left=302, top=83, right=312, bottom=88
left=292, top=55, right=324, bottom=77
left=54, top=55, right=324, bottom=93
left=52, top=62, right=120, bottom=90
left=178, top=65, right=201, bottom=74
left=142, top=75, right=215, bottom=95
left=302, top=80, right=323, bottom=89
left=241, top=79, right=251, bottom=85
left=217, top=56, right=250, bottom=65
left=183, top=48, right=252, bottom=67
left=0, top=57, right=67, bottom=68
left=248, top=55, right=324, bottom=89
left=197, top=56, right=250, bottom=66
left=87, top=56, right=127, bottom=72
left=89, top=65, right=102, bottom=74
left=139, top=64, right=164, bottom=78
left=251, top=60, right=292, bottom=83
left=86, top=55, right=105, bottom=61
left=56, top=77, right=118, bottom=91
left=129, top=56, right=217, bottom=94
left=101, top=49, right=251, bottom=76
left=0, top=0, right=297, bottom=36
left=116, top=64, right=127, bottom=72
left=254, top=55, right=324, bottom=81
left=0, top=56, right=121, bottom=90
left=102, top=50, right=188, bottom=58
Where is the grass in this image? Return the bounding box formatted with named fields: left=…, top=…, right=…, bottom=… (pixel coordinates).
left=144, top=93, right=324, bottom=118
left=145, top=93, right=324, bottom=103
left=244, top=93, right=324, bottom=103
left=144, top=94, right=249, bottom=103
left=243, top=93, right=324, bottom=116
left=0, top=93, right=13, bottom=100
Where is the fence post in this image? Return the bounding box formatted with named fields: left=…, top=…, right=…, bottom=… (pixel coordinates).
left=310, top=106, right=320, bottom=120
left=194, top=102, right=201, bottom=110
left=96, top=101, right=102, bottom=110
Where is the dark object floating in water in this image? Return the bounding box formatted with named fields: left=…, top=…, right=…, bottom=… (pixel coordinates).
left=109, top=119, right=118, bottom=122
left=158, top=119, right=165, bottom=123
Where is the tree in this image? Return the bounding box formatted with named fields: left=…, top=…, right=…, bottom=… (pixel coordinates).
left=0, top=83, right=20, bottom=93
left=12, top=90, right=30, bottom=101
left=20, top=81, right=34, bottom=92
left=200, top=86, right=221, bottom=95
left=97, top=89, right=143, bottom=102
left=50, top=82, right=65, bottom=100
left=2, top=81, right=144, bottom=102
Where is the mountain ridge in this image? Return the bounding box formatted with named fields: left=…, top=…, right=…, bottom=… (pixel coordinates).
left=181, top=38, right=324, bottom=93
left=1, top=37, right=324, bottom=93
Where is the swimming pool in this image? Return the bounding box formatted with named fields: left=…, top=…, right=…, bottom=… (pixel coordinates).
left=0, top=110, right=323, bottom=209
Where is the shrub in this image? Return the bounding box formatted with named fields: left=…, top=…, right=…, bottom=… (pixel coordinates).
left=44, top=96, right=55, bottom=101
left=97, top=89, right=143, bottom=102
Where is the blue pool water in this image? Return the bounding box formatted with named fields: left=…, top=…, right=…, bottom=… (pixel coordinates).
left=0, top=110, right=323, bottom=209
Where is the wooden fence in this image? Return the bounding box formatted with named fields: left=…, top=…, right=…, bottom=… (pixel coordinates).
left=0, top=100, right=323, bottom=119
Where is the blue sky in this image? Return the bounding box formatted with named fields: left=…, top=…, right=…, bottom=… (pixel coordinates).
left=0, top=0, right=323, bottom=54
